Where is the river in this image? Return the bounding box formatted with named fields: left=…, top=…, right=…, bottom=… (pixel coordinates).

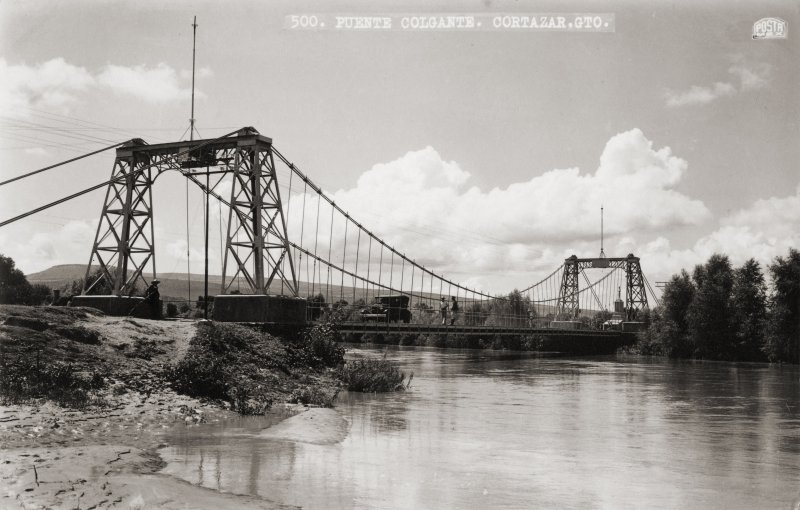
left=160, top=347, right=800, bottom=509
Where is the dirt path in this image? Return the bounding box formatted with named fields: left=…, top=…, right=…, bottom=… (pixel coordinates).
left=86, top=315, right=198, bottom=363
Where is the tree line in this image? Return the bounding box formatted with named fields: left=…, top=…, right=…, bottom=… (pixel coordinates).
left=638, top=249, right=799, bottom=363
left=0, top=254, right=51, bottom=305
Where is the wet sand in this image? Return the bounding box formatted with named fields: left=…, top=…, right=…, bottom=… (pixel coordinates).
left=0, top=394, right=345, bottom=508
left=0, top=310, right=347, bottom=509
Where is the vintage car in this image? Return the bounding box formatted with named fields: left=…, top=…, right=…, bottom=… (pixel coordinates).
left=360, top=294, right=412, bottom=323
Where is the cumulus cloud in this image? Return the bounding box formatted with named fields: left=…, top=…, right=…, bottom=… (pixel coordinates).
left=166, top=239, right=204, bottom=262
left=0, top=57, right=93, bottom=117
left=0, top=219, right=97, bottom=273
left=665, top=61, right=770, bottom=108
left=627, top=183, right=800, bottom=282
left=0, top=57, right=205, bottom=118
left=97, top=63, right=199, bottom=103
left=283, top=129, right=710, bottom=291
left=665, top=82, right=736, bottom=107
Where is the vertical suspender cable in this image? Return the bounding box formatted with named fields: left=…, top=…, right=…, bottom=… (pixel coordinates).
left=341, top=219, right=348, bottom=304
left=326, top=204, right=334, bottom=304
left=353, top=227, right=360, bottom=304
left=311, top=193, right=321, bottom=297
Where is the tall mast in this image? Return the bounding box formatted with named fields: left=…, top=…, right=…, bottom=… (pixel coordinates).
left=190, top=15, right=198, bottom=141
left=600, top=205, right=606, bottom=258
left=186, top=16, right=198, bottom=308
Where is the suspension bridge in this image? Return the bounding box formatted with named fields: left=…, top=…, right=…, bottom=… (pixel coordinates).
left=1, top=127, right=661, bottom=340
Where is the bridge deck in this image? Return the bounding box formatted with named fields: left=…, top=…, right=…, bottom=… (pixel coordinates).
left=336, top=322, right=624, bottom=337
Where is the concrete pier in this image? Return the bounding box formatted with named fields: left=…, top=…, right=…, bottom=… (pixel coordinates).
left=212, top=295, right=307, bottom=325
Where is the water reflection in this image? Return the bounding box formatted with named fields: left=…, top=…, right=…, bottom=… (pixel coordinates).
left=161, top=348, right=800, bottom=509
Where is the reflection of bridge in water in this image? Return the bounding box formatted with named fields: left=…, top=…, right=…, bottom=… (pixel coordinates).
left=2, top=128, right=660, bottom=337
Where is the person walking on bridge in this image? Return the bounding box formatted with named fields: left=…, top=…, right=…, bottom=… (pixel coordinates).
left=440, top=296, right=448, bottom=325
left=450, top=296, right=459, bottom=325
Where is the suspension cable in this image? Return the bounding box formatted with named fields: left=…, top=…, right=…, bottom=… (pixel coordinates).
left=1, top=128, right=245, bottom=229
left=271, top=146, right=515, bottom=303
left=0, top=140, right=129, bottom=187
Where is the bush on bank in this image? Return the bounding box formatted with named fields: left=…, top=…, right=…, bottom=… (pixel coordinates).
left=337, top=356, right=411, bottom=392
left=0, top=349, right=105, bottom=408
left=167, top=322, right=342, bottom=414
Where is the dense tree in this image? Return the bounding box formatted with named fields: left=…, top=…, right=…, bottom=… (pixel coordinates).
left=485, top=290, right=530, bottom=327
left=687, top=254, right=735, bottom=360
left=658, top=270, right=695, bottom=358
left=591, top=309, right=613, bottom=330
left=730, top=259, right=768, bottom=361
left=763, top=249, right=800, bottom=363
left=0, top=254, right=51, bottom=305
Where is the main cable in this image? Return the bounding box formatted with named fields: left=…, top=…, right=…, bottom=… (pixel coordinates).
left=0, top=140, right=129, bottom=187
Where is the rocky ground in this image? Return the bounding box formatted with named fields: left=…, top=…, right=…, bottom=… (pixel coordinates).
left=0, top=305, right=342, bottom=509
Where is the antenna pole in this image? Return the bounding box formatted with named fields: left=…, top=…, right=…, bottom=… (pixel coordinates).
left=186, top=16, right=198, bottom=312
left=190, top=16, right=198, bottom=141
left=600, top=205, right=606, bottom=258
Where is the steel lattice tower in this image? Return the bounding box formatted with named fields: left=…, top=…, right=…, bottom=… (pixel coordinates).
left=221, top=134, right=297, bottom=295
left=557, top=255, right=581, bottom=319
left=85, top=138, right=153, bottom=295
left=556, top=253, right=649, bottom=320
left=83, top=128, right=298, bottom=297
left=624, top=256, right=648, bottom=320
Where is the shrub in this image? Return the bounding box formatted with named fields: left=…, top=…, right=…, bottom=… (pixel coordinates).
left=0, top=349, right=105, bottom=408
left=166, top=303, right=178, bottom=317
left=168, top=323, right=283, bottom=409
left=337, top=356, right=411, bottom=392
left=285, top=321, right=345, bottom=369
left=125, top=337, right=165, bottom=360
left=289, top=385, right=340, bottom=407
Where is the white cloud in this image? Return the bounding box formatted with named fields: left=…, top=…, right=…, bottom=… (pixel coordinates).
left=729, top=64, right=769, bottom=91
left=665, top=82, right=736, bottom=107
left=284, top=129, right=710, bottom=290
left=0, top=57, right=94, bottom=117
left=0, top=219, right=97, bottom=273
left=665, top=62, right=770, bottom=108
left=97, top=63, right=199, bottom=103
left=631, top=183, right=800, bottom=282
left=0, top=58, right=206, bottom=118
left=166, top=239, right=204, bottom=262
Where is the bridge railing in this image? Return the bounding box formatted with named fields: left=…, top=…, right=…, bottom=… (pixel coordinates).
left=306, top=300, right=621, bottom=331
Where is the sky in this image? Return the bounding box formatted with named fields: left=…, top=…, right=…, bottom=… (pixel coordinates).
left=0, top=0, right=798, bottom=295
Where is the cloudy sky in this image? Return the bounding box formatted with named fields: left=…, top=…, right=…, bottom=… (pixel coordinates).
left=0, top=0, right=797, bottom=294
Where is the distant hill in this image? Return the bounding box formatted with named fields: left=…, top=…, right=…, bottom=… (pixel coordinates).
left=26, top=264, right=93, bottom=283
left=25, top=264, right=492, bottom=307
left=25, top=264, right=381, bottom=303
left=27, top=264, right=226, bottom=302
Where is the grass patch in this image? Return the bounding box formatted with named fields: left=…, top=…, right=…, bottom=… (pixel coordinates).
left=0, top=348, right=105, bottom=408
left=337, top=356, right=412, bottom=392
left=167, top=322, right=341, bottom=414
left=124, top=337, right=166, bottom=360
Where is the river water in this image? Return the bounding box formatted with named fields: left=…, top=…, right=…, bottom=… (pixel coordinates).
left=160, top=347, right=800, bottom=509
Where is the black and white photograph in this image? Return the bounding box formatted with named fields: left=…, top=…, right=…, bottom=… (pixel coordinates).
left=0, top=1, right=798, bottom=508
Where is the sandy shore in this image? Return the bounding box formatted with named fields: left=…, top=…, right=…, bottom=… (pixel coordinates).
left=0, top=391, right=346, bottom=509
left=0, top=309, right=348, bottom=509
